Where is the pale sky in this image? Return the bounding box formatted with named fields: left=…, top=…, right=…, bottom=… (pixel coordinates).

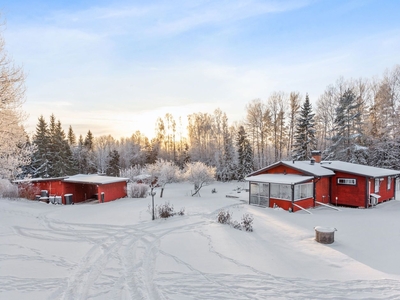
left=3, top=0, right=400, bottom=139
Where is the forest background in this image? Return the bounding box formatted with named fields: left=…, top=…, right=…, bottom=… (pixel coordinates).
left=1, top=9, right=400, bottom=182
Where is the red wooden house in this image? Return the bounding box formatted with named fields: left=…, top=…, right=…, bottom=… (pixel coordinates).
left=16, top=174, right=129, bottom=204
left=245, top=152, right=400, bottom=212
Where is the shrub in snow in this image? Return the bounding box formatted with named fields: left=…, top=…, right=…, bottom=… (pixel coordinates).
left=217, top=209, right=254, bottom=232
left=148, top=202, right=185, bottom=219
left=0, top=179, right=18, bottom=199
left=17, top=181, right=40, bottom=200
left=217, top=210, right=232, bottom=224
left=127, top=183, right=149, bottom=198
left=241, top=213, right=254, bottom=232
left=157, top=202, right=175, bottom=218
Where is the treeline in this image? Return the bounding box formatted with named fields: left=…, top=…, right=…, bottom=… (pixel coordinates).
left=15, top=64, right=400, bottom=180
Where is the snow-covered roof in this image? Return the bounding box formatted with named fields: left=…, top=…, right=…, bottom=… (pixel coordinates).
left=63, top=174, right=129, bottom=185
left=245, top=174, right=314, bottom=185
left=13, top=177, right=67, bottom=183
left=320, top=161, right=400, bottom=178
left=247, top=160, right=335, bottom=177
left=281, top=161, right=335, bottom=176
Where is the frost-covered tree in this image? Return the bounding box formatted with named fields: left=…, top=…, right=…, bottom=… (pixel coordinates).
left=292, top=94, right=316, bottom=160
left=217, top=113, right=237, bottom=181
left=106, top=149, right=120, bottom=176
left=324, top=89, right=366, bottom=163
left=236, top=126, right=253, bottom=181
left=184, top=161, right=215, bottom=196
left=145, top=159, right=181, bottom=198
left=0, top=22, right=34, bottom=179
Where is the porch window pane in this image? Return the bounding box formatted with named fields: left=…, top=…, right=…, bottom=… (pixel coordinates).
left=280, top=184, right=291, bottom=200
left=270, top=184, right=279, bottom=198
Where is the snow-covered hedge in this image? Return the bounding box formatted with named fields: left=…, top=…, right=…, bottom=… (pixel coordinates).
left=0, top=179, right=18, bottom=198
left=127, top=183, right=149, bottom=198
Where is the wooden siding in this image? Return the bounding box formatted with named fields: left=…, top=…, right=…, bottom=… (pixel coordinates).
left=98, top=181, right=127, bottom=202
left=269, top=198, right=314, bottom=211
left=266, top=165, right=304, bottom=175
left=368, top=177, right=395, bottom=203
left=331, top=171, right=367, bottom=207
left=315, top=177, right=330, bottom=204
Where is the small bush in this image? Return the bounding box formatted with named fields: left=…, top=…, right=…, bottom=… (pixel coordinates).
left=127, top=183, right=149, bottom=198
left=241, top=213, right=254, bottom=232
left=217, top=210, right=232, bottom=224
left=158, top=202, right=175, bottom=218
left=217, top=209, right=254, bottom=232
left=0, top=179, right=18, bottom=199
left=148, top=202, right=185, bottom=219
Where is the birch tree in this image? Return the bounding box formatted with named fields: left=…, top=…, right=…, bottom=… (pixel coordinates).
left=0, top=21, right=34, bottom=179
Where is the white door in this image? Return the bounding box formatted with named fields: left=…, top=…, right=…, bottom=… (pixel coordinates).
left=395, top=178, right=400, bottom=200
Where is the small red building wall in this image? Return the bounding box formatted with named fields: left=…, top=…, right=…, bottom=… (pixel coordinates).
left=30, top=180, right=65, bottom=197
left=331, top=172, right=367, bottom=207
left=21, top=179, right=127, bottom=204
left=97, top=181, right=127, bottom=202
left=368, top=177, right=395, bottom=203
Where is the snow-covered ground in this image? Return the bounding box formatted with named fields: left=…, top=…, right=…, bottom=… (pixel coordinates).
left=1, top=182, right=400, bottom=299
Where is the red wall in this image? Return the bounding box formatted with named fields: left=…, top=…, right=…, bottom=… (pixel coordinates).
left=315, top=177, right=330, bottom=204
left=368, top=177, right=395, bottom=203
left=331, top=172, right=367, bottom=207
left=97, top=181, right=127, bottom=203
left=270, top=198, right=314, bottom=212
left=266, top=165, right=304, bottom=175
left=30, top=180, right=65, bottom=196
left=23, top=180, right=127, bottom=204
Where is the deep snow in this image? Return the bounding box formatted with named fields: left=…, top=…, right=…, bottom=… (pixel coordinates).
left=1, top=182, right=400, bottom=299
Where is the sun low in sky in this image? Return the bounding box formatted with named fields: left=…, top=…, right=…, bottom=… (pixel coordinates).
left=4, top=0, right=400, bottom=139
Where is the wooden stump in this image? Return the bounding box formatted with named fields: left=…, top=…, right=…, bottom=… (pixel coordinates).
left=314, top=226, right=336, bottom=244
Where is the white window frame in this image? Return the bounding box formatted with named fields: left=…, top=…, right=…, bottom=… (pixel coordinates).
left=337, top=178, right=356, bottom=185
left=388, top=176, right=391, bottom=190
left=294, top=183, right=313, bottom=201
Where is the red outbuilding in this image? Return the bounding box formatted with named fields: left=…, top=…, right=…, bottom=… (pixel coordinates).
left=245, top=151, right=400, bottom=212
left=15, top=174, right=129, bottom=204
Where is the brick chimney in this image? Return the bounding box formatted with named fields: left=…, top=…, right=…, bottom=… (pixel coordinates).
left=311, top=150, right=322, bottom=163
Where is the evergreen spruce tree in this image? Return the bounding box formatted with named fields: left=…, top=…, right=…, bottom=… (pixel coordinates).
left=84, top=130, right=94, bottom=151
left=324, top=89, right=366, bottom=163
left=236, top=126, right=253, bottom=181
left=52, top=120, right=75, bottom=176
left=67, top=125, right=76, bottom=146
left=107, top=150, right=120, bottom=176
left=292, top=94, right=316, bottom=160
left=219, top=114, right=237, bottom=181
left=30, top=116, right=51, bottom=177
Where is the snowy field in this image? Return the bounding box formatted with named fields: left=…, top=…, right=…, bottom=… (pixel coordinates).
left=1, top=182, right=400, bottom=299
